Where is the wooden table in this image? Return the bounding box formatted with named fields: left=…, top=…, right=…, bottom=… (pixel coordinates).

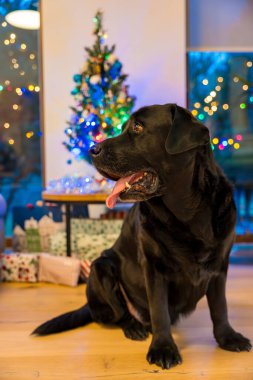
left=42, top=192, right=108, bottom=257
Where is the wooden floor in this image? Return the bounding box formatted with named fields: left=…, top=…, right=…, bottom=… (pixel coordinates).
left=0, top=265, right=252, bottom=380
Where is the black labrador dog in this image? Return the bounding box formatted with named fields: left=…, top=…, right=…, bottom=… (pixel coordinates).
left=33, top=104, right=251, bottom=369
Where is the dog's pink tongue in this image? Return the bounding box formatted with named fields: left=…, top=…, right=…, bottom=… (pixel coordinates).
left=106, top=174, right=134, bottom=209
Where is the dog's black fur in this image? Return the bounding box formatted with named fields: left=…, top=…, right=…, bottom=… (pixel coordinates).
left=33, top=104, right=251, bottom=369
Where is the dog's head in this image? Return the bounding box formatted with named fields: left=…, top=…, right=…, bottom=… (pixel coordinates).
left=89, top=104, right=210, bottom=208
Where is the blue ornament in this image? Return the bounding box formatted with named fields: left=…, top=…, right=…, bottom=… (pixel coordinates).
left=73, top=74, right=82, bottom=83
left=109, top=60, right=122, bottom=79
left=71, top=88, right=79, bottom=95
left=67, top=159, right=72, bottom=165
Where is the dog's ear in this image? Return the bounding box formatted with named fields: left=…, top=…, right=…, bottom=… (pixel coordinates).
left=165, top=104, right=210, bottom=155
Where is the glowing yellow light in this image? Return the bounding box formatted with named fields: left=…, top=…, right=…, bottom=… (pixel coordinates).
left=102, top=122, right=108, bottom=128
left=194, top=102, right=201, bottom=109
left=208, top=110, right=214, bottom=116
left=211, top=101, right=217, bottom=106
left=233, top=76, right=239, bottom=83
left=10, top=33, right=16, bottom=39
left=20, top=71, right=25, bottom=76
left=212, top=137, right=219, bottom=145
left=211, top=106, right=217, bottom=111
left=15, top=87, right=21, bottom=93
left=13, top=63, right=19, bottom=69
left=205, top=95, right=212, bottom=103
left=5, top=80, right=10, bottom=85
left=191, top=110, right=198, bottom=116
left=217, top=77, right=223, bottom=82
left=29, top=53, right=35, bottom=60
left=215, top=85, right=221, bottom=91
left=2, top=22, right=7, bottom=27
left=204, top=106, right=209, bottom=112
left=4, top=122, right=10, bottom=129
left=234, top=143, right=240, bottom=149
left=26, top=132, right=34, bottom=139
left=202, top=79, right=208, bottom=85
left=246, top=61, right=252, bottom=67
left=21, top=43, right=27, bottom=50
left=9, top=139, right=14, bottom=145
left=4, top=39, right=10, bottom=45
left=210, top=91, right=216, bottom=97
left=10, top=38, right=15, bottom=44
left=223, top=104, right=229, bottom=110
left=28, top=85, right=34, bottom=91
left=228, top=138, right=234, bottom=145
left=79, top=117, right=84, bottom=123
left=242, top=84, right=248, bottom=91
left=34, top=86, right=40, bottom=92
left=12, top=58, right=17, bottom=63
left=13, top=104, right=18, bottom=110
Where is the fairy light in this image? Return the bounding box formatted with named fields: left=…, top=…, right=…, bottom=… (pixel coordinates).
left=211, top=105, right=217, bottom=111
left=228, top=138, right=234, bottom=145
left=28, top=85, right=34, bottom=91
left=246, top=61, right=252, bottom=67
left=34, top=86, right=40, bottom=92
left=9, top=139, right=14, bottom=145
left=204, top=106, right=209, bottom=112
left=210, top=91, right=216, bottom=97
left=223, top=104, right=229, bottom=110
left=234, top=143, right=240, bottom=149
left=233, top=76, right=239, bottom=83
left=4, top=123, right=10, bottom=129
left=208, top=110, right=214, bottom=116
left=10, top=33, right=16, bottom=39
left=240, top=103, right=246, bottom=109
left=26, top=132, right=34, bottom=139
left=29, top=53, right=35, bottom=60
left=218, top=143, right=225, bottom=150
left=2, top=22, right=7, bottom=27
left=191, top=109, right=198, bottom=116
left=4, top=39, right=10, bottom=45
left=13, top=104, right=19, bottom=110
left=202, top=79, right=208, bottom=85
left=235, top=134, right=243, bottom=141
left=212, top=137, right=219, bottom=145
left=217, top=77, right=223, bottom=82
left=21, top=43, right=27, bottom=50
left=215, top=85, right=221, bottom=91
left=198, top=113, right=204, bottom=120
left=194, top=102, right=201, bottom=108
left=242, top=84, right=248, bottom=91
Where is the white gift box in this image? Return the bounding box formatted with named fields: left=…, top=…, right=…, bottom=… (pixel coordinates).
left=39, top=253, right=80, bottom=287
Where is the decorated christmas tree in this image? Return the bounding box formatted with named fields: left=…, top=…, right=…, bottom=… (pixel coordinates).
left=64, top=10, right=136, bottom=163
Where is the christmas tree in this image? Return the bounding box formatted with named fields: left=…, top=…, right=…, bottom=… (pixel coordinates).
left=64, top=10, right=136, bottom=163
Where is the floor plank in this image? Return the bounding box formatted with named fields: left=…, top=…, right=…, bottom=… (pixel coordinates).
left=0, top=265, right=252, bottom=379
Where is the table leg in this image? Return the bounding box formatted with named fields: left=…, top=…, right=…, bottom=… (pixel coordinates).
left=65, top=203, right=71, bottom=257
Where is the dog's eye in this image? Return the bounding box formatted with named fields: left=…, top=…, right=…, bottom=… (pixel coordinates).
left=132, top=122, right=143, bottom=134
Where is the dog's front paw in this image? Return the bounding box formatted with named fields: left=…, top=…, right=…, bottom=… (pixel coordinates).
left=216, top=329, right=252, bottom=352
left=147, top=342, right=182, bottom=369
left=122, top=319, right=149, bottom=341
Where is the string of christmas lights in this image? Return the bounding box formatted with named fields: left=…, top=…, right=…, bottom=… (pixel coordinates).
left=189, top=52, right=253, bottom=153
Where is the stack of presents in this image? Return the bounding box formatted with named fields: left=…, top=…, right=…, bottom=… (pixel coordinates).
left=0, top=210, right=123, bottom=287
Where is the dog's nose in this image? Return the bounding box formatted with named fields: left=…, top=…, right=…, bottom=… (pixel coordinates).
left=89, top=143, right=102, bottom=156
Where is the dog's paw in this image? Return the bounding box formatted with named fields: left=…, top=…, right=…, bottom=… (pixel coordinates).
left=147, top=342, right=182, bottom=369
left=122, top=319, right=149, bottom=341
left=216, top=330, right=252, bottom=352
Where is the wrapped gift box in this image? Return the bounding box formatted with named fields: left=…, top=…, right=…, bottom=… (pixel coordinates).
left=39, top=253, right=80, bottom=287
left=0, top=253, right=39, bottom=282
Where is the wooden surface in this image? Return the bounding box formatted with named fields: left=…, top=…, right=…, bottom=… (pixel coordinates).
left=42, top=191, right=108, bottom=203
left=0, top=265, right=252, bottom=380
